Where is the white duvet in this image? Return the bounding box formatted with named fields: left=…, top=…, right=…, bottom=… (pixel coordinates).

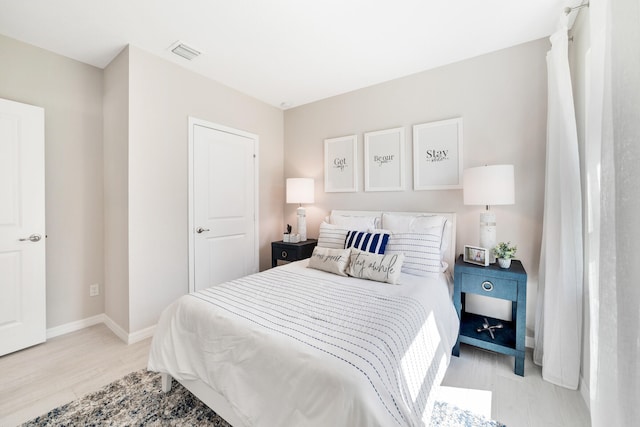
left=148, top=260, right=459, bottom=427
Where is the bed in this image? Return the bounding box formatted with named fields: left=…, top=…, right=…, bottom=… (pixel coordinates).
left=148, top=210, right=459, bottom=427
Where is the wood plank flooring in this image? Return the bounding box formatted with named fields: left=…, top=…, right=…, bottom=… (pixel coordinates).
left=0, top=324, right=149, bottom=426
left=441, top=345, right=591, bottom=426
left=0, top=324, right=590, bottom=426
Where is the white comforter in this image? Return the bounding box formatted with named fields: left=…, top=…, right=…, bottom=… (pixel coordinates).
left=148, top=260, right=459, bottom=427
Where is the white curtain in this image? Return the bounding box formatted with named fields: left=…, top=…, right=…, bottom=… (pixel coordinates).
left=533, top=14, right=584, bottom=389
left=588, top=0, right=640, bottom=425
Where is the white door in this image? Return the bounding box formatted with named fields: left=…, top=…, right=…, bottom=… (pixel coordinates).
left=0, top=98, right=46, bottom=356
left=189, top=118, right=258, bottom=292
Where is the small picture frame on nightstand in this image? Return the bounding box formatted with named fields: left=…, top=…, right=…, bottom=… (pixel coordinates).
left=463, top=245, right=490, bottom=266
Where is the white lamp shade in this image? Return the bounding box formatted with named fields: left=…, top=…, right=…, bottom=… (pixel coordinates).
left=463, top=165, right=515, bottom=206
left=286, top=178, right=315, bottom=204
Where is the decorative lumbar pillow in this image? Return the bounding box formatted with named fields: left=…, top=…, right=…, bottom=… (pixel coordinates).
left=308, top=247, right=351, bottom=276
left=346, top=248, right=404, bottom=285
left=385, top=231, right=443, bottom=275
left=317, top=222, right=349, bottom=249
left=344, top=230, right=390, bottom=254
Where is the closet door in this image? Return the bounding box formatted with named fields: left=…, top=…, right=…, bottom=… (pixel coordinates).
left=0, top=98, right=46, bottom=356
left=189, top=118, right=258, bottom=292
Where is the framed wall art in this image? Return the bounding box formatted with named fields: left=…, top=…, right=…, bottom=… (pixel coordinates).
left=324, top=134, right=358, bottom=192
left=413, top=117, right=463, bottom=190
left=364, top=127, right=405, bottom=192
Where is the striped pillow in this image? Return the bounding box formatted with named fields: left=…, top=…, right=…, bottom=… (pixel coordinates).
left=385, top=231, right=443, bottom=275
left=317, top=222, right=349, bottom=249
left=344, top=231, right=390, bottom=254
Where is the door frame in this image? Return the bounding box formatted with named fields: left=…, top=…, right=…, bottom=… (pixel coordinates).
left=187, top=117, right=259, bottom=293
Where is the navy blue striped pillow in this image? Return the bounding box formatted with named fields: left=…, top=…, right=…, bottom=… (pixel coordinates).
left=344, top=231, right=390, bottom=254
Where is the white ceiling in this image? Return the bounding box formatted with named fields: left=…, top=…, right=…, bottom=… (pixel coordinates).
left=0, top=0, right=571, bottom=109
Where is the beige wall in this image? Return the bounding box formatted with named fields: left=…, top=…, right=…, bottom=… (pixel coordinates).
left=1, top=34, right=284, bottom=335
left=0, top=34, right=105, bottom=329
left=284, top=39, right=549, bottom=336
left=125, top=46, right=284, bottom=332
left=1, top=31, right=550, bottom=342
left=103, top=47, right=130, bottom=331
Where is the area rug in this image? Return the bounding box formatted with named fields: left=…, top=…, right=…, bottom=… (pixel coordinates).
left=22, top=370, right=505, bottom=426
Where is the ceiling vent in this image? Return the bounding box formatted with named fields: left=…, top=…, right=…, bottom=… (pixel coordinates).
left=169, top=41, right=201, bottom=60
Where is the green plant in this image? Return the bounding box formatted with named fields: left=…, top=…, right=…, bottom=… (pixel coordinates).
left=493, top=241, right=517, bottom=259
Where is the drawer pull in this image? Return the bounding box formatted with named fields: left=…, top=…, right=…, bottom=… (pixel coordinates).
left=481, top=281, right=494, bottom=292
left=281, top=250, right=288, bottom=259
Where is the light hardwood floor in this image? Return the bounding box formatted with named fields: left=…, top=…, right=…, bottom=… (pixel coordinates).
left=0, top=324, right=590, bottom=426
left=441, top=346, right=591, bottom=427
left=0, top=324, right=150, bottom=427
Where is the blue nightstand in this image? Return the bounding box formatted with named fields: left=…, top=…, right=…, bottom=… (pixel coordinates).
left=452, top=255, right=527, bottom=376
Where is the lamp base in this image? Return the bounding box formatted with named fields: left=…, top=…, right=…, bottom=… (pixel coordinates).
left=297, top=207, right=307, bottom=241
left=479, top=212, right=496, bottom=264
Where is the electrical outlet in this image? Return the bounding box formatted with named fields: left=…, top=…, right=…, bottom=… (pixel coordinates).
left=89, top=283, right=100, bottom=297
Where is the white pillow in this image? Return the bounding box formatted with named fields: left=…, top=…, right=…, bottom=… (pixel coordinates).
left=385, top=231, right=443, bottom=276
left=329, top=214, right=378, bottom=231
left=441, top=220, right=452, bottom=259
left=381, top=213, right=445, bottom=232
left=381, top=213, right=449, bottom=261
left=317, top=222, right=349, bottom=249
left=308, top=247, right=351, bottom=276
left=346, top=248, right=404, bottom=285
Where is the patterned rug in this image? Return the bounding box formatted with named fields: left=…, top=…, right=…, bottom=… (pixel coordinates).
left=22, top=370, right=505, bottom=426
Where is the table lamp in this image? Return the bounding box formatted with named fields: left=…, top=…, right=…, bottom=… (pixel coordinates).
left=463, top=165, right=515, bottom=263
left=286, top=178, right=315, bottom=241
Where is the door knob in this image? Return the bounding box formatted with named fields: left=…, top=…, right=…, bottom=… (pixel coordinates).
left=19, top=234, right=42, bottom=242
left=196, top=227, right=210, bottom=234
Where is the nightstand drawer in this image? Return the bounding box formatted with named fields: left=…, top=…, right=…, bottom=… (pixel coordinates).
left=271, top=239, right=318, bottom=267
left=279, top=249, right=291, bottom=260
left=460, top=273, right=517, bottom=301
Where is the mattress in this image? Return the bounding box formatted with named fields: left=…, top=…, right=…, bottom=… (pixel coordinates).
left=148, top=259, right=459, bottom=426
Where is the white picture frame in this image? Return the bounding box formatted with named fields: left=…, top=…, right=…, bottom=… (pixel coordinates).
left=413, top=117, right=463, bottom=190
left=364, top=127, right=405, bottom=192
left=463, top=245, right=490, bottom=266
left=324, top=135, right=358, bottom=192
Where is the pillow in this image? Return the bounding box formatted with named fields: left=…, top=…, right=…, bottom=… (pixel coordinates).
left=344, top=230, right=390, bottom=254
left=317, top=222, right=349, bottom=249
left=385, top=231, right=443, bottom=275
left=441, top=220, right=452, bottom=259
left=308, top=247, right=351, bottom=276
left=381, top=213, right=450, bottom=261
left=329, top=214, right=378, bottom=231
left=381, top=213, right=445, bottom=232
left=346, top=248, right=404, bottom=285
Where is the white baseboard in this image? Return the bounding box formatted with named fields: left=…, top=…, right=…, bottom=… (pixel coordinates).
left=102, top=314, right=130, bottom=343
left=127, top=324, right=156, bottom=344
left=46, top=314, right=155, bottom=345
left=526, top=334, right=534, bottom=348
left=46, top=314, right=105, bottom=339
